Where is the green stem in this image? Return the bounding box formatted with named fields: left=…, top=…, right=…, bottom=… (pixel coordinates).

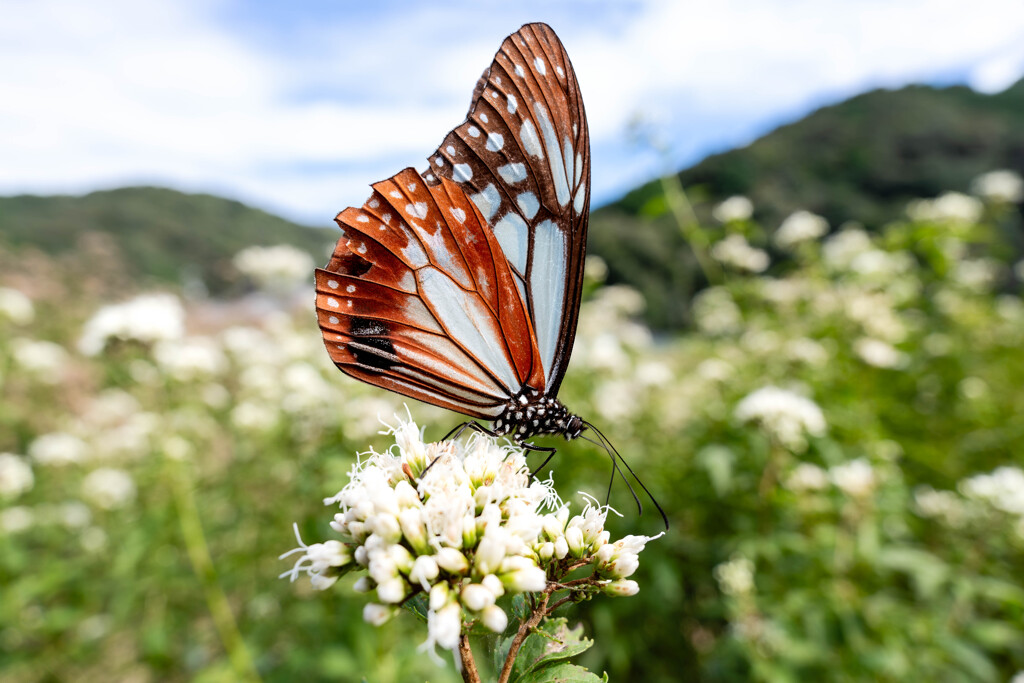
left=168, top=460, right=262, bottom=683
left=659, top=173, right=723, bottom=285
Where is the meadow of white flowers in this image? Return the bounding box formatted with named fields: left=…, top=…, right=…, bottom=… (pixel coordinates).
left=1, top=171, right=1023, bottom=681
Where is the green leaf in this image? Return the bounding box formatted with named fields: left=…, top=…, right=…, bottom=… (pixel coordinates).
left=401, top=593, right=429, bottom=623
left=505, top=618, right=596, bottom=683
left=519, top=663, right=607, bottom=683
left=875, top=547, right=949, bottom=598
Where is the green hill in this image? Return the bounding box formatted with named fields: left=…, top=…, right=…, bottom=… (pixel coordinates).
left=590, top=79, right=1024, bottom=328
left=0, top=186, right=334, bottom=296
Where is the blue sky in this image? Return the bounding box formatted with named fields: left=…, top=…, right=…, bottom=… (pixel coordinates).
left=2, top=0, right=1023, bottom=226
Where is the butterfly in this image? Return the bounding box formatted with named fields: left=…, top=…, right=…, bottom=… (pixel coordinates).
left=315, top=23, right=664, bottom=523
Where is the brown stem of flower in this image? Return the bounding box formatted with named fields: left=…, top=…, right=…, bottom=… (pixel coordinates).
left=459, top=633, right=481, bottom=683
left=498, top=590, right=551, bottom=683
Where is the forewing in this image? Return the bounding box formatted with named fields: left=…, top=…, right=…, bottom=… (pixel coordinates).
left=425, top=22, right=590, bottom=396
left=317, top=167, right=545, bottom=418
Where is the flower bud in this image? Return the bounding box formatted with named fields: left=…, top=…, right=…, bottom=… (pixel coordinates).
left=434, top=547, right=469, bottom=574
left=429, top=581, right=450, bottom=611
left=387, top=544, right=414, bottom=574
left=554, top=536, right=569, bottom=559
left=376, top=577, right=407, bottom=604
left=462, top=514, right=478, bottom=548
left=538, top=542, right=555, bottom=561
left=398, top=507, right=430, bottom=555
left=481, top=605, right=508, bottom=633
left=363, top=603, right=395, bottom=626
left=461, top=583, right=495, bottom=612
left=346, top=520, right=366, bottom=540
left=367, top=513, right=402, bottom=544
left=565, top=526, right=585, bottom=557
left=605, top=553, right=640, bottom=579
left=481, top=573, right=504, bottom=599
left=499, top=556, right=546, bottom=592
left=475, top=535, right=505, bottom=575
left=352, top=576, right=375, bottom=593
left=393, top=480, right=421, bottom=508
left=542, top=514, right=565, bottom=540
left=310, top=573, right=339, bottom=590
left=601, top=578, right=639, bottom=597
left=409, top=555, right=439, bottom=588
left=429, top=602, right=462, bottom=651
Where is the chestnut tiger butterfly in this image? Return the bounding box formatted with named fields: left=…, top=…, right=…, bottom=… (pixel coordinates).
left=315, top=23, right=664, bottom=524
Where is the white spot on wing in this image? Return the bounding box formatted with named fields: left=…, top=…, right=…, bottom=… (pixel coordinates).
left=530, top=219, right=567, bottom=388
left=492, top=213, right=528, bottom=274
left=480, top=113, right=489, bottom=123
left=389, top=190, right=402, bottom=199
left=446, top=145, right=456, bottom=155
left=498, top=162, right=527, bottom=184
left=517, top=192, right=539, bottom=220
left=485, top=133, right=504, bottom=152
left=514, top=64, right=525, bottom=78
left=346, top=284, right=355, bottom=293
left=406, top=202, right=428, bottom=219
left=556, top=66, right=564, bottom=77
left=470, top=184, right=501, bottom=222
left=454, top=164, right=473, bottom=182
left=533, top=103, right=570, bottom=206
left=450, top=207, right=466, bottom=223
left=520, top=120, right=543, bottom=159
left=327, top=280, right=339, bottom=289
left=368, top=198, right=379, bottom=209
left=467, top=126, right=480, bottom=137
left=328, top=316, right=339, bottom=324
left=327, top=297, right=340, bottom=308
left=534, top=57, right=546, bottom=75
left=507, top=94, right=517, bottom=114
left=574, top=184, right=587, bottom=214
left=357, top=214, right=369, bottom=223
left=575, top=152, right=583, bottom=186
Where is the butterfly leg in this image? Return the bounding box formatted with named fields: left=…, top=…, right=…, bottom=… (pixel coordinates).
left=441, top=421, right=499, bottom=442
left=420, top=422, right=501, bottom=480
left=522, top=442, right=558, bottom=480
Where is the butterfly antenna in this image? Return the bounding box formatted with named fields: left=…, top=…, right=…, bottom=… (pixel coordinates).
left=583, top=421, right=670, bottom=529
left=580, top=433, right=623, bottom=504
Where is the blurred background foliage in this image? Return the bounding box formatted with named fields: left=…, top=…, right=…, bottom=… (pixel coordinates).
left=2, top=78, right=1024, bottom=683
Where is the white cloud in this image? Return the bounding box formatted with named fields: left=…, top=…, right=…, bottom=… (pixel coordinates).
left=1, top=0, right=1022, bottom=224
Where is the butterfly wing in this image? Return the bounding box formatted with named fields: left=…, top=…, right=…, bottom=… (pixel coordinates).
left=424, top=22, right=590, bottom=396
left=316, top=167, right=545, bottom=418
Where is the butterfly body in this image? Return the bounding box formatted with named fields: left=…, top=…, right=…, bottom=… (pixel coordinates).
left=491, top=389, right=584, bottom=442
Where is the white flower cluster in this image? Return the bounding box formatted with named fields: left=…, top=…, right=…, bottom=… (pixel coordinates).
left=711, top=235, right=769, bottom=273
left=79, top=293, right=185, bottom=356
left=959, top=467, right=1024, bottom=516
left=713, top=555, right=754, bottom=596
left=0, top=453, right=34, bottom=498
left=282, top=419, right=657, bottom=658
left=972, top=169, right=1023, bottom=204
left=854, top=337, right=908, bottom=369
left=906, top=192, right=983, bottom=224
left=233, top=244, right=315, bottom=292
left=0, top=287, right=34, bottom=325
left=784, top=459, right=878, bottom=498
left=712, top=196, right=754, bottom=223
left=735, top=386, right=826, bottom=452
left=774, top=210, right=828, bottom=249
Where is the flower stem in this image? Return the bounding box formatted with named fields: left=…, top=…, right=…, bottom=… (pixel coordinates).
left=459, top=633, right=482, bottom=683
left=168, top=459, right=261, bottom=683
left=498, top=591, right=551, bottom=683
